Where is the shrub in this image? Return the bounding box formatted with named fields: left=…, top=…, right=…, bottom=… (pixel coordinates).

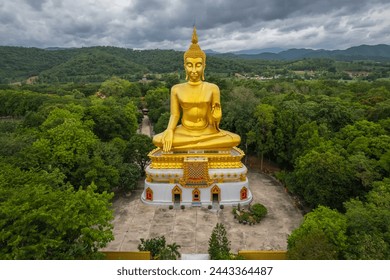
left=240, top=212, right=250, bottom=223
left=251, top=203, right=268, bottom=222
left=138, top=236, right=166, bottom=259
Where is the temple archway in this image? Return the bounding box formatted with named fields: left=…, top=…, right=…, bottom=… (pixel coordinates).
left=210, top=185, right=221, bottom=203
left=192, top=188, right=200, bottom=202
left=145, top=187, right=153, bottom=201
left=240, top=187, right=248, bottom=200
left=172, top=185, right=182, bottom=203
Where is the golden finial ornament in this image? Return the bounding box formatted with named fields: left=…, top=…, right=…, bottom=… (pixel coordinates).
left=184, top=26, right=206, bottom=63
left=191, top=26, right=198, bottom=44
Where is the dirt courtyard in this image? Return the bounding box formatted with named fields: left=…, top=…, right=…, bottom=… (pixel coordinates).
left=102, top=170, right=303, bottom=254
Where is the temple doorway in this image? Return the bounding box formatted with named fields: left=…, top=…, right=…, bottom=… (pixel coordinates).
left=172, top=185, right=182, bottom=206
left=212, top=193, right=219, bottom=203
left=174, top=194, right=181, bottom=204
left=210, top=185, right=221, bottom=207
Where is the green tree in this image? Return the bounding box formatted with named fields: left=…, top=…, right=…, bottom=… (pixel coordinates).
left=254, top=103, right=276, bottom=169
left=20, top=108, right=119, bottom=192
left=144, top=87, right=170, bottom=124
left=287, top=228, right=339, bottom=260
left=287, top=206, right=347, bottom=259
left=0, top=163, right=113, bottom=259
left=309, top=95, right=357, bottom=132
left=336, top=120, right=386, bottom=151
left=271, top=98, right=307, bottom=166
left=93, top=138, right=141, bottom=193
left=157, top=243, right=181, bottom=260
left=99, top=76, right=141, bottom=97
left=125, top=134, right=154, bottom=175
left=163, top=74, right=180, bottom=90
left=291, top=121, right=326, bottom=163
left=153, top=112, right=170, bottom=134
left=116, top=163, right=141, bottom=193
left=138, top=236, right=166, bottom=259
left=287, top=149, right=356, bottom=210
left=0, top=122, right=37, bottom=161
left=221, top=87, right=258, bottom=150
left=138, top=236, right=181, bottom=260
left=344, top=179, right=390, bottom=259
left=85, top=99, right=138, bottom=141
left=208, top=223, right=231, bottom=260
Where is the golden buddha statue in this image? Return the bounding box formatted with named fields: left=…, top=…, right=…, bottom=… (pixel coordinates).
left=153, top=27, right=241, bottom=152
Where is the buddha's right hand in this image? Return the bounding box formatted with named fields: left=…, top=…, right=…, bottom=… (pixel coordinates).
left=162, top=129, right=174, bottom=152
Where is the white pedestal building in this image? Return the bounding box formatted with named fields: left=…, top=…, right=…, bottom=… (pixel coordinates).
left=141, top=148, right=252, bottom=207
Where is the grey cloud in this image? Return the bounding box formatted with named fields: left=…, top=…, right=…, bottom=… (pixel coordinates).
left=0, top=0, right=389, bottom=51
left=23, top=0, right=47, bottom=11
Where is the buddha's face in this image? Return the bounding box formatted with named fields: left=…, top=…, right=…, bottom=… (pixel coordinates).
left=185, top=57, right=204, bottom=82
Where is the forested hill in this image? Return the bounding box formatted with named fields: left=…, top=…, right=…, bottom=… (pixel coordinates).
left=232, top=44, right=390, bottom=61
left=0, top=46, right=181, bottom=83
left=0, top=46, right=261, bottom=83
left=1, top=44, right=390, bottom=83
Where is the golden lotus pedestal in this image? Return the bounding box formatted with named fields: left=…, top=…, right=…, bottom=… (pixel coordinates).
left=141, top=147, right=252, bottom=207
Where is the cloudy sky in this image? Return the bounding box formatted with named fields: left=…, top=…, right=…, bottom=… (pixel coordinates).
left=1, top=0, right=389, bottom=52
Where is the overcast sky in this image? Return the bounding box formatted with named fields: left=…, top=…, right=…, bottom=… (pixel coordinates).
left=1, top=0, right=389, bottom=52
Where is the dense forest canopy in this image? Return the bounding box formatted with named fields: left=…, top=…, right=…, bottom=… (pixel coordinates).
left=0, top=45, right=389, bottom=259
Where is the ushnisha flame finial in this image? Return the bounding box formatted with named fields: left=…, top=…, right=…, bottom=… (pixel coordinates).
left=191, top=26, right=198, bottom=44
left=184, top=26, right=206, bottom=64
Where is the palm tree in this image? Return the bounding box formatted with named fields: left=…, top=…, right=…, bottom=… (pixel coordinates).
left=157, top=243, right=181, bottom=260
left=167, top=243, right=181, bottom=260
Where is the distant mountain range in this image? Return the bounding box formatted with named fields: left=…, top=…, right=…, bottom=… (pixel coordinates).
left=43, top=44, right=390, bottom=61
left=211, top=44, right=390, bottom=61
left=46, top=44, right=390, bottom=61
left=232, top=47, right=286, bottom=55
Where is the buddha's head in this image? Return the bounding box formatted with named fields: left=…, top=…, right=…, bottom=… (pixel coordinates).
left=184, top=27, right=206, bottom=81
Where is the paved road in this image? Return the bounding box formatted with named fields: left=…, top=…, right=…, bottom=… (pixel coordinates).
left=102, top=171, right=303, bottom=254
left=140, top=115, right=152, bottom=137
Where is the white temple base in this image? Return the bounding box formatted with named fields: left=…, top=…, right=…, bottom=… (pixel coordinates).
left=141, top=165, right=253, bottom=207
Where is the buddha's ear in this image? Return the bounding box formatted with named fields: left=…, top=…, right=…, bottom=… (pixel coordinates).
left=184, top=64, right=189, bottom=80
left=201, top=65, right=206, bottom=81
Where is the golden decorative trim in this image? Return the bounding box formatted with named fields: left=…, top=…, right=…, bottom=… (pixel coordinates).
left=148, top=147, right=244, bottom=169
